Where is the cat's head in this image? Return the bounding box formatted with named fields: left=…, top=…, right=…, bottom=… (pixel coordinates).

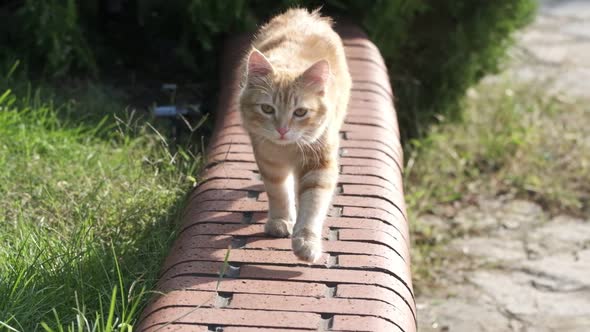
left=239, top=49, right=330, bottom=146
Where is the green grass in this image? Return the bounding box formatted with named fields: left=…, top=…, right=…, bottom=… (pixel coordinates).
left=405, top=78, right=590, bottom=290
left=0, top=72, right=202, bottom=331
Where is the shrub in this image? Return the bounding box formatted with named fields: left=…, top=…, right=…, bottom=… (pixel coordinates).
left=0, top=0, right=536, bottom=138
left=0, top=0, right=97, bottom=77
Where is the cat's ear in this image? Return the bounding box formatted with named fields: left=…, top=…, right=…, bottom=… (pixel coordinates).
left=300, top=60, right=330, bottom=95
left=247, top=49, right=273, bottom=78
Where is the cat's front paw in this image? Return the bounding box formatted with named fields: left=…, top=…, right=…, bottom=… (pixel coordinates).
left=292, top=229, right=322, bottom=263
left=265, top=218, right=294, bottom=238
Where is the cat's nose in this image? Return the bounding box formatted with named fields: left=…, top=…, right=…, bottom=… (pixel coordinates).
left=276, top=127, right=289, bottom=135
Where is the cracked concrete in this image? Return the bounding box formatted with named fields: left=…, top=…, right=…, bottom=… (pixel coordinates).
left=505, top=0, right=590, bottom=99
left=417, top=200, right=590, bottom=331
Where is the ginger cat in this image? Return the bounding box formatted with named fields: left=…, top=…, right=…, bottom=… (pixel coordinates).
left=239, top=8, right=351, bottom=262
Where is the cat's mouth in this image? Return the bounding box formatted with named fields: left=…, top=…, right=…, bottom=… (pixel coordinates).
left=269, top=132, right=300, bottom=145
left=272, top=136, right=295, bottom=145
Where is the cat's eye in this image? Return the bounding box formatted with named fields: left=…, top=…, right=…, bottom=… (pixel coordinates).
left=260, top=104, right=275, bottom=114
left=293, top=108, right=308, bottom=117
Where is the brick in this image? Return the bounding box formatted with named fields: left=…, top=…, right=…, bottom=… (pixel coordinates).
left=346, top=58, right=392, bottom=77
left=345, top=114, right=396, bottom=131
left=170, top=235, right=233, bottom=252
left=229, top=293, right=414, bottom=332
left=139, top=307, right=321, bottom=330
left=180, top=223, right=266, bottom=239
left=350, top=85, right=392, bottom=100
left=251, top=212, right=268, bottom=223
left=343, top=38, right=381, bottom=52
left=242, top=238, right=297, bottom=250
left=339, top=157, right=396, bottom=171
left=337, top=228, right=409, bottom=261
left=191, top=189, right=250, bottom=203
left=348, top=70, right=391, bottom=91
left=204, top=161, right=259, bottom=172
left=332, top=315, right=404, bottom=332
left=351, top=80, right=391, bottom=97
left=144, top=290, right=215, bottom=312
left=242, top=237, right=401, bottom=261
left=202, top=166, right=257, bottom=181
left=257, top=192, right=268, bottom=202
left=333, top=196, right=405, bottom=220
left=340, top=148, right=401, bottom=170
left=328, top=206, right=342, bottom=217
left=346, top=58, right=387, bottom=77
left=338, top=255, right=412, bottom=287
left=325, top=241, right=403, bottom=261
left=348, top=69, right=390, bottom=86
left=164, top=248, right=330, bottom=268
left=349, top=69, right=390, bottom=84
left=341, top=123, right=396, bottom=136
left=208, top=152, right=256, bottom=163
left=208, top=134, right=251, bottom=149
left=349, top=86, right=391, bottom=103
left=224, top=327, right=313, bottom=332
left=340, top=132, right=402, bottom=157
left=217, top=125, right=248, bottom=136
left=190, top=199, right=268, bottom=213
left=340, top=166, right=394, bottom=181
left=160, top=261, right=226, bottom=280
left=344, top=38, right=382, bottom=51
left=346, top=93, right=392, bottom=105
left=221, top=116, right=242, bottom=127
left=352, top=80, right=392, bottom=99
left=336, top=195, right=406, bottom=221
left=325, top=217, right=406, bottom=247
left=346, top=107, right=392, bottom=120
left=348, top=96, right=393, bottom=109
left=338, top=174, right=398, bottom=193
left=342, top=184, right=404, bottom=203
left=142, top=324, right=208, bottom=332
left=346, top=130, right=400, bottom=142
left=193, top=179, right=263, bottom=195
left=337, top=284, right=416, bottom=318
left=209, top=141, right=253, bottom=155
left=158, top=276, right=326, bottom=297
left=223, top=102, right=240, bottom=111
left=346, top=100, right=393, bottom=113
left=340, top=168, right=403, bottom=188
left=220, top=115, right=240, bottom=127
left=344, top=104, right=390, bottom=116
left=341, top=207, right=408, bottom=239
left=180, top=211, right=244, bottom=229
left=223, top=110, right=242, bottom=119
left=345, top=47, right=387, bottom=68
left=239, top=264, right=414, bottom=306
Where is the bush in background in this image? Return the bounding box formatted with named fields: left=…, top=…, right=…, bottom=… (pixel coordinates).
left=0, top=0, right=536, bottom=139
left=0, top=0, right=97, bottom=77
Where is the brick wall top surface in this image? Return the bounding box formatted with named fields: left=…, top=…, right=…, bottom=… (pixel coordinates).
left=137, top=24, right=416, bottom=332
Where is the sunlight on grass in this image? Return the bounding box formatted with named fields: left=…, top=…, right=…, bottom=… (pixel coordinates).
left=0, top=76, right=203, bottom=331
